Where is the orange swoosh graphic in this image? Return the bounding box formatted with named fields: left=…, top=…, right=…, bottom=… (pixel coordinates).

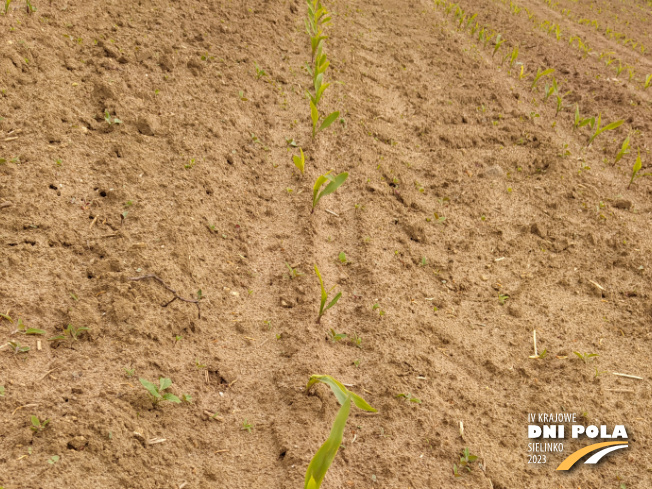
left=556, top=441, right=628, bottom=470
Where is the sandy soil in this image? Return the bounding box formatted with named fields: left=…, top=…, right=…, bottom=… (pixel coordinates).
left=1, top=0, right=651, bottom=487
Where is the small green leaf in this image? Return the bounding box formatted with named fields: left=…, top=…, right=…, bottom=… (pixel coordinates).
left=24, top=328, right=46, bottom=335
left=318, top=111, right=340, bottom=133
left=158, top=377, right=172, bottom=391
left=306, top=374, right=377, bottom=412
left=139, top=378, right=161, bottom=399
left=162, top=393, right=181, bottom=403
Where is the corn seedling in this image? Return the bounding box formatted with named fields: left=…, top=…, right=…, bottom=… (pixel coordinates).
left=629, top=150, right=646, bottom=189
left=498, top=293, right=509, bottom=305
left=543, top=77, right=557, bottom=102
left=4, top=0, right=10, bottom=14
left=315, top=265, right=341, bottom=323
left=139, top=377, right=181, bottom=405
left=644, top=74, right=652, bottom=90
left=30, top=415, right=50, bottom=433
left=310, top=101, right=339, bottom=139
left=508, top=47, right=519, bottom=68
left=492, top=34, right=504, bottom=57
left=573, top=351, right=599, bottom=363
left=303, top=375, right=376, bottom=489
left=254, top=62, right=267, bottom=80
left=464, top=13, right=477, bottom=31
left=531, top=68, right=554, bottom=91
left=293, top=148, right=305, bottom=174
left=587, top=114, right=623, bottom=146
left=614, top=135, right=631, bottom=166
left=615, top=61, right=625, bottom=77
left=312, top=170, right=348, bottom=212
left=241, top=420, right=254, bottom=433
left=574, top=105, right=594, bottom=129
left=338, top=252, right=347, bottom=264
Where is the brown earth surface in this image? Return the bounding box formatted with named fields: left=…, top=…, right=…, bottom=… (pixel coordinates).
left=1, top=0, right=652, bottom=487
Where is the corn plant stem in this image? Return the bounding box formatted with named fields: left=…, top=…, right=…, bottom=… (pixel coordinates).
left=129, top=274, right=201, bottom=319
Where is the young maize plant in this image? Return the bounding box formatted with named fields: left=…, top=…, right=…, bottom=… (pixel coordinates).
left=312, top=170, right=348, bottom=213
left=314, top=265, right=342, bottom=322
left=308, top=53, right=331, bottom=106
left=644, top=74, right=652, bottom=90
left=306, top=1, right=331, bottom=61
left=304, top=375, right=376, bottom=489
left=554, top=89, right=570, bottom=117
left=614, top=135, right=630, bottom=166
left=293, top=148, right=305, bottom=174
left=587, top=113, right=624, bottom=146
left=464, top=13, right=477, bottom=31
left=531, top=68, right=555, bottom=91
left=574, top=105, right=594, bottom=129
left=509, top=47, right=519, bottom=68
left=543, top=77, right=557, bottom=102
left=492, top=34, right=505, bottom=57
left=310, top=100, right=340, bottom=139
left=628, top=150, right=645, bottom=189
left=615, top=61, right=625, bottom=77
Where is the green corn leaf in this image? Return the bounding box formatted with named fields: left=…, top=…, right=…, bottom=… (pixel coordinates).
left=293, top=148, right=305, bottom=174
left=315, top=81, right=330, bottom=105
left=614, top=135, right=630, bottom=166
left=314, top=264, right=328, bottom=315
left=629, top=150, right=642, bottom=188
left=48, top=334, right=67, bottom=341
left=644, top=73, right=652, bottom=89
left=304, top=395, right=351, bottom=489
left=159, top=377, right=172, bottom=391
left=315, top=171, right=347, bottom=208
left=139, top=378, right=161, bottom=398
left=162, top=393, right=181, bottom=403
left=531, top=68, right=555, bottom=90
left=465, top=13, right=477, bottom=31
left=312, top=172, right=331, bottom=209
left=318, top=111, right=340, bottom=133
left=0, top=313, right=13, bottom=322
left=24, top=328, right=46, bottom=335
left=324, top=292, right=341, bottom=313
left=310, top=100, right=320, bottom=137
left=589, top=116, right=623, bottom=145
left=307, top=375, right=377, bottom=412
left=314, top=44, right=324, bottom=67
left=579, top=116, right=595, bottom=129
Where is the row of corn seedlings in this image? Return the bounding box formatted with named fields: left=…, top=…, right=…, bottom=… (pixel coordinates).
left=434, top=0, right=647, bottom=187
left=299, top=5, right=365, bottom=488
